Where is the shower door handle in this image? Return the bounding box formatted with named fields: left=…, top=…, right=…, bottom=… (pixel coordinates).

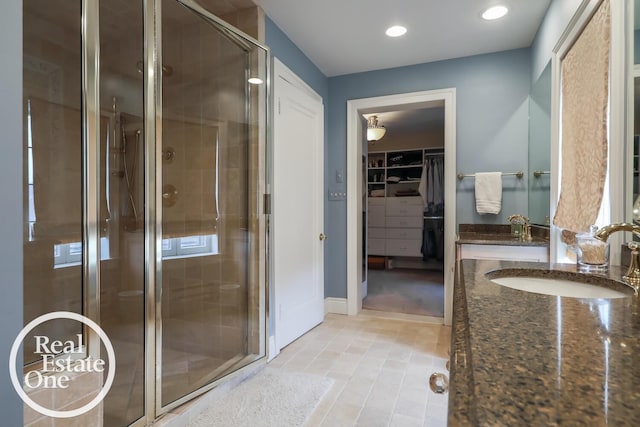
left=319, top=233, right=327, bottom=241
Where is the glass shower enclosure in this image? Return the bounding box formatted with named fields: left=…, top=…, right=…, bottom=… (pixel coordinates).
left=22, top=0, right=268, bottom=424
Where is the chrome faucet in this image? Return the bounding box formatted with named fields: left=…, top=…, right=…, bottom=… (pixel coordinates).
left=507, top=214, right=532, bottom=242
left=594, top=223, right=640, bottom=293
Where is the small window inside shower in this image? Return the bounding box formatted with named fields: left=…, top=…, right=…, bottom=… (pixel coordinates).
left=161, top=234, right=219, bottom=259
left=53, top=238, right=111, bottom=268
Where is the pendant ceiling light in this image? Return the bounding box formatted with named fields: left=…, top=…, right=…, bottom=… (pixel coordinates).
left=367, top=115, right=386, bottom=142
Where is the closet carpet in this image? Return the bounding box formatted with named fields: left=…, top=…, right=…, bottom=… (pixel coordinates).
left=364, top=268, right=444, bottom=317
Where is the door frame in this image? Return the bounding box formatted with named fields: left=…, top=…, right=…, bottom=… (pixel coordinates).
left=346, top=89, right=457, bottom=325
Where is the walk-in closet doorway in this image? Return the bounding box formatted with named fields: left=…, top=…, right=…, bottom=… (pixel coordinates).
left=346, top=89, right=457, bottom=325
left=363, top=124, right=446, bottom=320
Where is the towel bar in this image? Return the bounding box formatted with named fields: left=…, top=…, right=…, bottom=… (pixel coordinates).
left=456, top=171, right=524, bottom=181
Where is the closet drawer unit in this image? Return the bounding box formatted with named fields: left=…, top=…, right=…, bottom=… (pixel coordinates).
left=368, top=205, right=386, bottom=227
left=386, top=216, right=423, bottom=229
left=386, top=227, right=422, bottom=240
left=368, top=197, right=386, bottom=206
left=368, top=238, right=385, bottom=255
left=386, top=196, right=423, bottom=207
left=385, top=239, right=422, bottom=257
left=386, top=204, right=423, bottom=218
left=368, top=227, right=386, bottom=239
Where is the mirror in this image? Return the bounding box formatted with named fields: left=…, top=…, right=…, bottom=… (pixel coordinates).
left=632, top=0, right=640, bottom=223
left=528, top=61, right=552, bottom=226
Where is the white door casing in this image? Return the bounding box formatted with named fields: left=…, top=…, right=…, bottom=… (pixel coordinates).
left=347, top=89, right=457, bottom=325
left=273, top=59, right=325, bottom=351
left=362, top=116, right=369, bottom=299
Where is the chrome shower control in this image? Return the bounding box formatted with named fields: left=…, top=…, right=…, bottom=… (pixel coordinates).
left=162, top=147, right=176, bottom=163
left=162, top=184, right=178, bottom=207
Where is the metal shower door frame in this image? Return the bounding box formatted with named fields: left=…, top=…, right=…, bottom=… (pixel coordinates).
left=79, top=0, right=269, bottom=424
left=142, top=0, right=271, bottom=422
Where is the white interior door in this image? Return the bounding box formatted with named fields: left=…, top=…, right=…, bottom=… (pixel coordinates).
left=273, top=59, right=324, bottom=351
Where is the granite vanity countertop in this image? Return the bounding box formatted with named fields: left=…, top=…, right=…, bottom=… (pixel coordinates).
left=457, top=224, right=549, bottom=247
left=449, top=260, right=640, bottom=426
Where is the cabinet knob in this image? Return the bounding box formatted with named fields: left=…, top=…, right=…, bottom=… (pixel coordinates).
left=319, top=233, right=327, bottom=241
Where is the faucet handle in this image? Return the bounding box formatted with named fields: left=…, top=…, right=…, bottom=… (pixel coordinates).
left=623, top=241, right=640, bottom=294
left=508, top=214, right=532, bottom=241
left=522, top=222, right=532, bottom=242
left=508, top=214, right=523, bottom=223
left=508, top=214, right=530, bottom=224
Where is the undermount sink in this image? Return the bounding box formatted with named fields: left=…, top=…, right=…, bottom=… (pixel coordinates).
left=485, top=269, right=634, bottom=299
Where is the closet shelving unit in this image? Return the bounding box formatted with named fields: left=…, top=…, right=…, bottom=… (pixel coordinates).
left=367, top=147, right=444, bottom=262
left=367, top=148, right=444, bottom=197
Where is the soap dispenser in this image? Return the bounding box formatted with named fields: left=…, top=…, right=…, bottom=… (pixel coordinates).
left=575, top=225, right=609, bottom=273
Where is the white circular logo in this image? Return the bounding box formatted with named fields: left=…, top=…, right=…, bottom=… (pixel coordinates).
left=9, top=311, right=116, bottom=419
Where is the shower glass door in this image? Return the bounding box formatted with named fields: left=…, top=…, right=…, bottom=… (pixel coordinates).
left=23, top=0, right=267, bottom=423
left=99, top=0, right=147, bottom=425
left=158, top=0, right=267, bottom=409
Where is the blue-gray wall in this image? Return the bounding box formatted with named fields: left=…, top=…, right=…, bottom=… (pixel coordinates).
left=635, top=30, right=640, bottom=64
left=265, top=16, right=329, bottom=100
left=325, top=49, right=531, bottom=298
left=530, top=0, right=583, bottom=83
left=0, top=0, right=24, bottom=424
left=265, top=17, right=532, bottom=300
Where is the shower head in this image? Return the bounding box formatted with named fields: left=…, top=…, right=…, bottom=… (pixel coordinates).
left=136, top=61, right=173, bottom=77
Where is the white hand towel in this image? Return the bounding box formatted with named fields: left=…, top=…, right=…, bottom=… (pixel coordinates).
left=475, top=172, right=502, bottom=214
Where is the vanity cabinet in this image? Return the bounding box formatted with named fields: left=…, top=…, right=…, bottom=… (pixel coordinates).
left=457, top=243, right=549, bottom=262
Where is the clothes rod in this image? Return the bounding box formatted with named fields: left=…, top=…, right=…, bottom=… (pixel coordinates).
left=533, top=170, right=550, bottom=178
left=456, top=171, right=524, bottom=181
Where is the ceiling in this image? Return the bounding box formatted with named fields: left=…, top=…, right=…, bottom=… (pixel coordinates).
left=364, top=107, right=445, bottom=138
left=256, top=0, right=551, bottom=77
left=255, top=0, right=552, bottom=135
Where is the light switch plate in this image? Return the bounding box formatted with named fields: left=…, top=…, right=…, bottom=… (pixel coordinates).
left=328, top=188, right=347, bottom=201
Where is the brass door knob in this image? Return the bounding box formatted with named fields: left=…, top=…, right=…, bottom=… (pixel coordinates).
left=319, top=233, right=327, bottom=241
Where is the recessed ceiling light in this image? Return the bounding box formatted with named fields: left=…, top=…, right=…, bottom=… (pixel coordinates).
left=482, top=5, right=509, bottom=20
left=385, top=25, right=407, bottom=37
left=248, top=77, right=264, bottom=85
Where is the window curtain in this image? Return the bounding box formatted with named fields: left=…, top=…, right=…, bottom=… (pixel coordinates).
left=28, top=97, right=110, bottom=243
left=553, top=0, right=610, bottom=240
left=162, top=119, right=218, bottom=238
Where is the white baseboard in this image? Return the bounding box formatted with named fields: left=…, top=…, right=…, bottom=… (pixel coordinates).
left=267, top=335, right=279, bottom=361
left=324, top=297, right=348, bottom=315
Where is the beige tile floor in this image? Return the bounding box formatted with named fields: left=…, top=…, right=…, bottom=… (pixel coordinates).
left=267, top=313, right=451, bottom=427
